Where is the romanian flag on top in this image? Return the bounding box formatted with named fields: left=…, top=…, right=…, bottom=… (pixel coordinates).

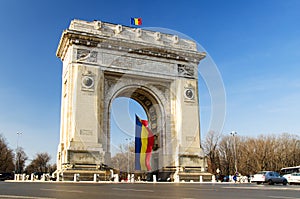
left=131, top=17, right=142, bottom=26
left=135, top=115, right=154, bottom=171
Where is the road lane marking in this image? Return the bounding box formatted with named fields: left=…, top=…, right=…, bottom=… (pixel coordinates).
left=112, top=188, right=154, bottom=192
left=185, top=188, right=217, bottom=191
left=0, top=195, right=56, bottom=199
left=40, top=188, right=83, bottom=193
left=222, top=186, right=300, bottom=191
left=268, top=196, right=300, bottom=199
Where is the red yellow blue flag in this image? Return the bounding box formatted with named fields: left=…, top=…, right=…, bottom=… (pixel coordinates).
left=131, top=17, right=142, bottom=26
left=135, top=115, right=154, bottom=171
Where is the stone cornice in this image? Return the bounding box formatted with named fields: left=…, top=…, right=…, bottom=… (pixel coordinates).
left=56, top=20, right=206, bottom=63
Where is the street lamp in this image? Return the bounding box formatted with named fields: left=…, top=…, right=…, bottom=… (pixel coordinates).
left=294, top=140, right=300, bottom=166
left=125, top=138, right=131, bottom=175
left=230, top=131, right=238, bottom=174
left=16, top=132, right=22, bottom=174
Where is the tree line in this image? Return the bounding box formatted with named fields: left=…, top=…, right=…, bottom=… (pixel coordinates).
left=0, top=134, right=56, bottom=174
left=3, top=131, right=298, bottom=177
left=109, top=132, right=300, bottom=177
left=203, top=131, right=300, bottom=176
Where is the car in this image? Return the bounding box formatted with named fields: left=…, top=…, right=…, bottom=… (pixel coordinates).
left=0, top=173, right=14, bottom=181
left=283, top=173, right=300, bottom=185
left=251, top=171, right=287, bottom=185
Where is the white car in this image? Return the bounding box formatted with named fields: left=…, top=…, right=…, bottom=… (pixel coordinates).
left=283, top=173, right=300, bottom=185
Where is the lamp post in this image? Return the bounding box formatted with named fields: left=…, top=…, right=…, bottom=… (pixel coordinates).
left=125, top=138, right=131, bottom=175
left=230, top=131, right=238, bottom=174
left=16, top=132, right=22, bottom=174
left=294, top=140, right=300, bottom=166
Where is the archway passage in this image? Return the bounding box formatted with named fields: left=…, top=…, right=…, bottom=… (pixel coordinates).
left=109, top=97, right=147, bottom=173
left=108, top=86, right=163, bottom=173
left=114, top=87, right=161, bottom=151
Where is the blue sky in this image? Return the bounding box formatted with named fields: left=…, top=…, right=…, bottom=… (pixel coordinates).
left=0, top=0, right=299, bottom=163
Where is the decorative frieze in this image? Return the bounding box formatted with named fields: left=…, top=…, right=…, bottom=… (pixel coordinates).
left=178, top=64, right=194, bottom=77
left=77, top=49, right=98, bottom=63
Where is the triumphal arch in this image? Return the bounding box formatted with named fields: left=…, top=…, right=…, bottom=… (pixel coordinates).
left=56, top=19, right=208, bottom=180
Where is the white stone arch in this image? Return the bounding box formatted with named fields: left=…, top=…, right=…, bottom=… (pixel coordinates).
left=103, top=76, right=171, bottom=170
left=56, top=20, right=208, bottom=179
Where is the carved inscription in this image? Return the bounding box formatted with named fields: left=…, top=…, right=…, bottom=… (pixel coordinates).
left=112, top=56, right=134, bottom=68
left=186, top=136, right=195, bottom=142
left=103, top=53, right=175, bottom=75
left=80, top=129, right=93, bottom=136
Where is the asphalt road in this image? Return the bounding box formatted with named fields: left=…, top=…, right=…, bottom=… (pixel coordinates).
left=0, top=182, right=299, bottom=199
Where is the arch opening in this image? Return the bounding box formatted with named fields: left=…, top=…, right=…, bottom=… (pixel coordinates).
left=108, top=86, right=164, bottom=173
left=110, top=97, right=146, bottom=174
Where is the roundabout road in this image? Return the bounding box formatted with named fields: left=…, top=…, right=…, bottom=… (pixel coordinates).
left=0, top=182, right=299, bottom=199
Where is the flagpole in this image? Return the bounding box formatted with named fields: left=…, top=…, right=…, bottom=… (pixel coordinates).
left=130, top=18, right=132, bottom=28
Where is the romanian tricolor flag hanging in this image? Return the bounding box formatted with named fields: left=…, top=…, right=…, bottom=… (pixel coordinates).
left=135, top=115, right=154, bottom=171
left=131, top=17, right=142, bottom=26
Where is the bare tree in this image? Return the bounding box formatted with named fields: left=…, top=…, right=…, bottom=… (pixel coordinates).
left=110, top=141, right=135, bottom=173
left=239, top=137, right=258, bottom=175
left=218, top=136, right=234, bottom=175
left=49, top=163, right=57, bottom=174
left=0, top=134, right=14, bottom=173
left=213, top=132, right=300, bottom=176
left=15, top=147, right=28, bottom=173
left=203, top=131, right=222, bottom=174
left=25, top=152, right=51, bottom=174
left=293, top=138, right=300, bottom=166
left=275, top=133, right=300, bottom=169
